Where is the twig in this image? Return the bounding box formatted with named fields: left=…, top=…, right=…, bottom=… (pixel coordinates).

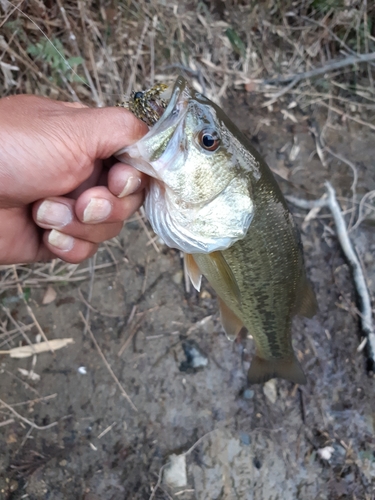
left=318, top=100, right=375, bottom=131
left=79, top=311, right=137, bottom=411
left=0, top=418, right=15, bottom=427
left=78, top=288, right=124, bottom=318
left=324, top=146, right=358, bottom=229
left=7, top=393, right=57, bottom=408
left=125, top=18, right=150, bottom=98
left=57, top=0, right=101, bottom=105
left=263, top=52, right=375, bottom=104
left=97, top=421, right=116, bottom=439
left=83, top=254, right=96, bottom=335
left=288, top=183, right=375, bottom=370
left=137, top=211, right=160, bottom=253
left=12, top=266, right=54, bottom=354
left=118, top=312, right=144, bottom=357
left=0, top=397, right=58, bottom=430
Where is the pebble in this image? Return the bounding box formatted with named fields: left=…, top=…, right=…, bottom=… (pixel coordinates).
left=243, top=389, right=254, bottom=400
left=163, top=454, right=187, bottom=488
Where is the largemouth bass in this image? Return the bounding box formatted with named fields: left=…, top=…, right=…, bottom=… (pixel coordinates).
left=116, top=76, right=317, bottom=384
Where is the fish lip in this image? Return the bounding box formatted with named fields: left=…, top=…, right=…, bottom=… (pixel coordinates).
left=147, top=75, right=190, bottom=134
left=115, top=75, right=191, bottom=171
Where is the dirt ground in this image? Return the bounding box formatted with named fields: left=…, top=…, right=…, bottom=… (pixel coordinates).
left=0, top=1, right=375, bottom=499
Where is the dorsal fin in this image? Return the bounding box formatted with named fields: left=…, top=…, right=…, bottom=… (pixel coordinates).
left=218, top=297, right=244, bottom=341
left=184, top=253, right=202, bottom=291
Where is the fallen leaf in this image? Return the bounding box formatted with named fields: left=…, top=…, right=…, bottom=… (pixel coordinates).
left=0, top=338, right=74, bottom=358
left=42, top=286, right=57, bottom=305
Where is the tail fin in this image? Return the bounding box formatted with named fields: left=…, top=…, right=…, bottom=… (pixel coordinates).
left=247, top=354, right=307, bottom=385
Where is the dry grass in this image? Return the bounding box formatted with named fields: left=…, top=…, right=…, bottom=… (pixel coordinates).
left=0, top=0, right=374, bottom=110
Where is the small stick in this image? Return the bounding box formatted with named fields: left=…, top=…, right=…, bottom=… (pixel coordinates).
left=7, top=393, right=57, bottom=408
left=0, top=418, right=15, bottom=427
left=288, top=183, right=375, bottom=369
left=12, top=266, right=54, bottom=354
left=0, top=398, right=58, bottom=430
left=79, top=311, right=137, bottom=411
left=97, top=421, right=116, bottom=439
left=325, top=182, right=375, bottom=368
left=125, top=19, right=150, bottom=98
left=136, top=211, right=160, bottom=253
left=263, top=52, right=375, bottom=105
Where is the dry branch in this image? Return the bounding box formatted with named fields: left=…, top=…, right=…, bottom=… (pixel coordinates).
left=263, top=52, right=375, bottom=104
left=288, top=182, right=375, bottom=370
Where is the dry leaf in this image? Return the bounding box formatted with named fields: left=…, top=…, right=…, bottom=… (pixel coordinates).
left=42, top=286, right=57, bottom=305
left=1, top=338, right=74, bottom=358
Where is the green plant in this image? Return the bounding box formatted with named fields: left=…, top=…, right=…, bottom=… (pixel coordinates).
left=27, top=37, right=84, bottom=84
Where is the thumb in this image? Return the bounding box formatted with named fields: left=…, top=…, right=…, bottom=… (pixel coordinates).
left=78, top=106, right=149, bottom=160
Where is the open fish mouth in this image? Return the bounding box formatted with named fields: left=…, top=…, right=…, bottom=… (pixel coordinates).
left=115, top=76, right=191, bottom=179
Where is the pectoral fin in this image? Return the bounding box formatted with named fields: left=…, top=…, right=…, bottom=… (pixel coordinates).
left=184, top=253, right=202, bottom=291
left=208, top=251, right=241, bottom=307
left=293, top=277, right=318, bottom=319
left=247, top=354, right=307, bottom=385
left=218, top=297, right=244, bottom=341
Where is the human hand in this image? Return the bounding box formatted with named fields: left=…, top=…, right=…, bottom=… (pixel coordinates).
left=0, top=95, right=148, bottom=264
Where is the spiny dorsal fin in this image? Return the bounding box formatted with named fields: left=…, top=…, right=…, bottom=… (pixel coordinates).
left=218, top=297, right=244, bottom=341
left=209, top=251, right=241, bottom=307
left=247, top=354, right=307, bottom=385
left=184, top=253, right=202, bottom=291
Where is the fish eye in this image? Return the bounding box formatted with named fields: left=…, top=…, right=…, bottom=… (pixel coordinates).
left=198, top=130, right=220, bottom=151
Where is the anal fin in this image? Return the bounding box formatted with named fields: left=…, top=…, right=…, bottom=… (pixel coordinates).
left=247, top=354, right=307, bottom=385
left=218, top=297, right=244, bottom=341
left=209, top=251, right=241, bottom=306
left=184, top=253, right=202, bottom=291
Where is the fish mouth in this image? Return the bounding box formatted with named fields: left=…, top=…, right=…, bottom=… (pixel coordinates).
left=146, top=75, right=191, bottom=137
left=115, top=76, right=191, bottom=177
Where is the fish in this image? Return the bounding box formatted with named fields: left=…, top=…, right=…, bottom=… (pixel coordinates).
left=116, top=76, right=317, bottom=384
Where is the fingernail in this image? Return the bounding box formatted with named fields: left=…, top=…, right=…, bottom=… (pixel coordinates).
left=118, top=176, right=141, bottom=198
left=36, top=201, right=72, bottom=228
left=83, top=198, right=112, bottom=223
left=48, top=230, right=74, bottom=251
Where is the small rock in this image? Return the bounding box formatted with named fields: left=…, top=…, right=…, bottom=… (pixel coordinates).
left=317, top=446, right=335, bottom=461
left=200, top=290, right=212, bottom=299
left=179, top=340, right=208, bottom=372
left=172, top=271, right=183, bottom=285
left=239, top=432, right=251, bottom=445
left=263, top=379, right=277, bottom=404
left=163, top=454, right=187, bottom=488
left=243, top=389, right=254, bottom=400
